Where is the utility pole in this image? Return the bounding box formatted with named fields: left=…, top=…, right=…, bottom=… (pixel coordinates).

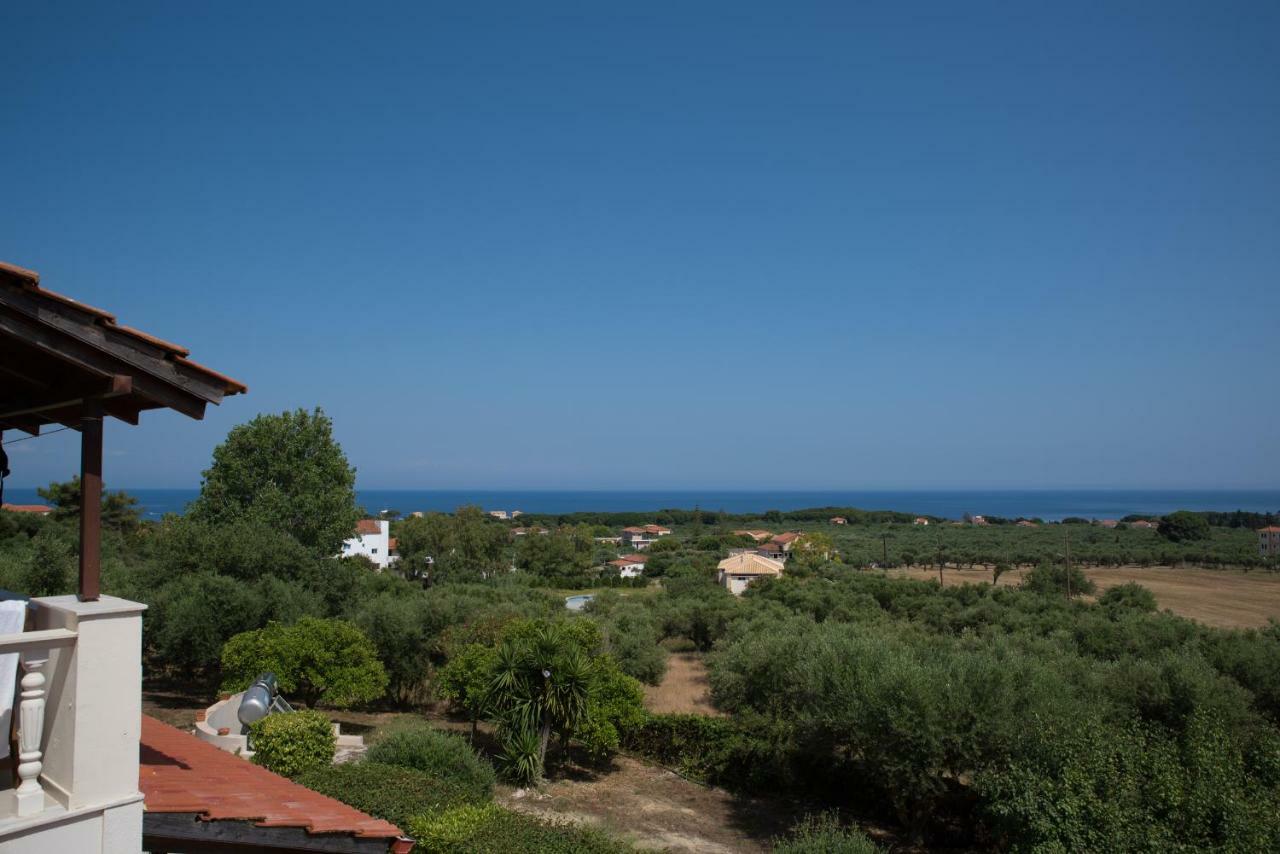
left=882, top=534, right=888, bottom=567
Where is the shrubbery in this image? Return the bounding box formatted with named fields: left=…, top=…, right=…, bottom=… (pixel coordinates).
left=366, top=722, right=495, bottom=802
left=249, top=710, right=335, bottom=778
left=773, top=813, right=881, bottom=854
left=407, top=803, right=627, bottom=854
left=221, top=617, right=389, bottom=708
left=296, top=762, right=477, bottom=828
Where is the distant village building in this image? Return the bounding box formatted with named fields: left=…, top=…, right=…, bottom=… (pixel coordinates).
left=0, top=503, right=53, bottom=515
left=1016, top=520, right=1037, bottom=528
left=512, top=526, right=549, bottom=537
left=971, top=515, right=989, bottom=526
left=1130, top=519, right=1156, bottom=529
left=1098, top=519, right=1119, bottom=529
left=830, top=516, right=847, bottom=525
left=771, top=531, right=803, bottom=552
left=488, top=510, right=509, bottom=520
left=1259, top=526, right=1280, bottom=558
left=733, top=529, right=774, bottom=542
left=621, top=524, right=672, bottom=550
left=913, top=517, right=930, bottom=526
left=756, top=541, right=788, bottom=561
left=607, top=554, right=647, bottom=578
left=340, top=518, right=399, bottom=569
left=717, top=552, right=784, bottom=595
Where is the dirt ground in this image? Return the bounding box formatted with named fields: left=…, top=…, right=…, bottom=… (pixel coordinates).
left=887, top=564, right=1280, bottom=629
left=498, top=754, right=803, bottom=853
left=644, top=652, right=722, bottom=716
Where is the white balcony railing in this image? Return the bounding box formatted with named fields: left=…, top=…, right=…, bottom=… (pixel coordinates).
left=0, top=595, right=146, bottom=850
left=0, top=626, right=78, bottom=818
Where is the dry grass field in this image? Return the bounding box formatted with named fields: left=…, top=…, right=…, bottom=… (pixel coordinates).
left=644, top=652, right=722, bottom=716
left=887, top=565, right=1280, bottom=629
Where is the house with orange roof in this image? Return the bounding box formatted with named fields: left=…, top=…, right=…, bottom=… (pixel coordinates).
left=733, top=529, right=774, bottom=542
left=340, top=518, right=398, bottom=569
left=621, top=524, right=672, bottom=550
left=1259, top=526, right=1280, bottom=558
left=607, top=553, right=647, bottom=578
left=913, top=517, right=930, bottom=526
left=830, top=516, right=847, bottom=525
left=717, top=552, right=784, bottom=595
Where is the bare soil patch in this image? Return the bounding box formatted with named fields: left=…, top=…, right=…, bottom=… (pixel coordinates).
left=887, top=565, right=1280, bottom=629
left=499, top=754, right=800, bottom=853
left=645, top=652, right=722, bottom=716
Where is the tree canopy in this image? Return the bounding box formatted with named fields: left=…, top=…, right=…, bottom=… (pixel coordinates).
left=188, top=408, right=358, bottom=555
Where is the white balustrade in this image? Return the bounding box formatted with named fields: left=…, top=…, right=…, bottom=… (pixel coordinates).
left=15, top=655, right=48, bottom=816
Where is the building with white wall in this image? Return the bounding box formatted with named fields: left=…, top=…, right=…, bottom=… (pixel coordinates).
left=340, top=519, right=398, bottom=569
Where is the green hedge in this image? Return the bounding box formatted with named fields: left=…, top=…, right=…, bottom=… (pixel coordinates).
left=407, top=803, right=629, bottom=853
left=250, top=710, right=335, bottom=778
left=366, top=723, right=495, bottom=802
left=296, top=762, right=480, bottom=829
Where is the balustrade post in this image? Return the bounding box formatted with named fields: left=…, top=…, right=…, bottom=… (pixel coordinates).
left=14, top=654, right=48, bottom=816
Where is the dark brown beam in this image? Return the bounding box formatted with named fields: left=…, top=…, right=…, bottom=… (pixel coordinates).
left=78, top=400, right=103, bottom=602
left=0, top=307, right=209, bottom=419
left=0, top=375, right=132, bottom=422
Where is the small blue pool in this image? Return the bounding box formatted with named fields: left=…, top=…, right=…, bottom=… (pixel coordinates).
left=564, top=594, right=595, bottom=611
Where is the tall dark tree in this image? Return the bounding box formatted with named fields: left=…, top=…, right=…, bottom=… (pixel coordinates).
left=188, top=408, right=357, bottom=555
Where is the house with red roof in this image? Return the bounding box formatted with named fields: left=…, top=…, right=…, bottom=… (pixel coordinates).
left=1259, top=526, right=1280, bottom=558
left=607, top=553, right=647, bottom=578
left=621, top=524, right=672, bottom=550
left=340, top=518, right=398, bottom=569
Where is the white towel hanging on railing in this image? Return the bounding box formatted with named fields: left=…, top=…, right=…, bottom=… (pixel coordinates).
left=0, top=599, right=26, bottom=760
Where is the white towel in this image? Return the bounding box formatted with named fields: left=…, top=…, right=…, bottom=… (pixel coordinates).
left=0, top=600, right=26, bottom=760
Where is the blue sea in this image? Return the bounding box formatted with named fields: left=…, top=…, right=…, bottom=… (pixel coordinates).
left=4, top=487, right=1279, bottom=522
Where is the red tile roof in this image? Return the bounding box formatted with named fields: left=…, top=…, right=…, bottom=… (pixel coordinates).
left=355, top=519, right=382, bottom=535
left=140, top=715, right=409, bottom=851
left=772, top=532, right=801, bottom=544
left=1260, top=526, right=1280, bottom=533
left=1, top=503, right=52, bottom=514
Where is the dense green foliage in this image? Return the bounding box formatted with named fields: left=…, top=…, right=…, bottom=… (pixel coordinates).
left=296, top=761, right=479, bottom=828
left=249, top=710, right=335, bottom=778
left=613, top=570, right=1280, bottom=849
left=188, top=407, right=358, bottom=555
left=408, top=802, right=629, bottom=854
left=221, top=617, right=389, bottom=708
left=773, top=814, right=881, bottom=854
left=366, top=722, right=495, bottom=802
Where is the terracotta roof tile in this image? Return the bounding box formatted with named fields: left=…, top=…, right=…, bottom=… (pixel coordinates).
left=139, top=715, right=409, bottom=849
left=356, top=519, right=382, bottom=535
left=1, top=503, right=52, bottom=513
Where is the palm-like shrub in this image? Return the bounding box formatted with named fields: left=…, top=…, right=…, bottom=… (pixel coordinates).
left=485, top=622, right=592, bottom=782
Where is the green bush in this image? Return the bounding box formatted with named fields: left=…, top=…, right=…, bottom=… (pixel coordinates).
left=1098, top=582, right=1159, bottom=613
left=221, top=616, right=389, bottom=708
left=773, top=813, right=880, bottom=853
left=296, top=761, right=481, bottom=829
left=1020, top=561, right=1096, bottom=597
left=250, top=710, right=335, bottom=778
left=407, top=803, right=628, bottom=853
left=366, top=722, right=495, bottom=802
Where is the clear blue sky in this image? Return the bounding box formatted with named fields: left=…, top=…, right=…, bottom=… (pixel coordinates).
left=2, top=2, right=1277, bottom=490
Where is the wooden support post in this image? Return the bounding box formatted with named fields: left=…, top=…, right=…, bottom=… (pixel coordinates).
left=78, top=400, right=103, bottom=602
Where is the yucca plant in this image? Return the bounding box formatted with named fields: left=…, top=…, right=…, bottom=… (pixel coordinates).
left=485, top=622, right=593, bottom=782
left=497, top=727, right=543, bottom=786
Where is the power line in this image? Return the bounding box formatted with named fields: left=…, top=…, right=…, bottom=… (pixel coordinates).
left=1, top=426, right=75, bottom=446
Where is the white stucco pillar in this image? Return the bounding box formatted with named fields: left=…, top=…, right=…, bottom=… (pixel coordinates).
left=31, top=595, right=146, bottom=811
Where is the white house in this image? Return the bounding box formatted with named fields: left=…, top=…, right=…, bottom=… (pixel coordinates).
left=607, top=554, right=647, bottom=578
left=340, top=519, right=399, bottom=569
left=717, top=552, right=784, bottom=596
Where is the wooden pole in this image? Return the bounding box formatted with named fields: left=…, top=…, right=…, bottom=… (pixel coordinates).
left=78, top=401, right=103, bottom=602
left=1064, top=526, right=1072, bottom=600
